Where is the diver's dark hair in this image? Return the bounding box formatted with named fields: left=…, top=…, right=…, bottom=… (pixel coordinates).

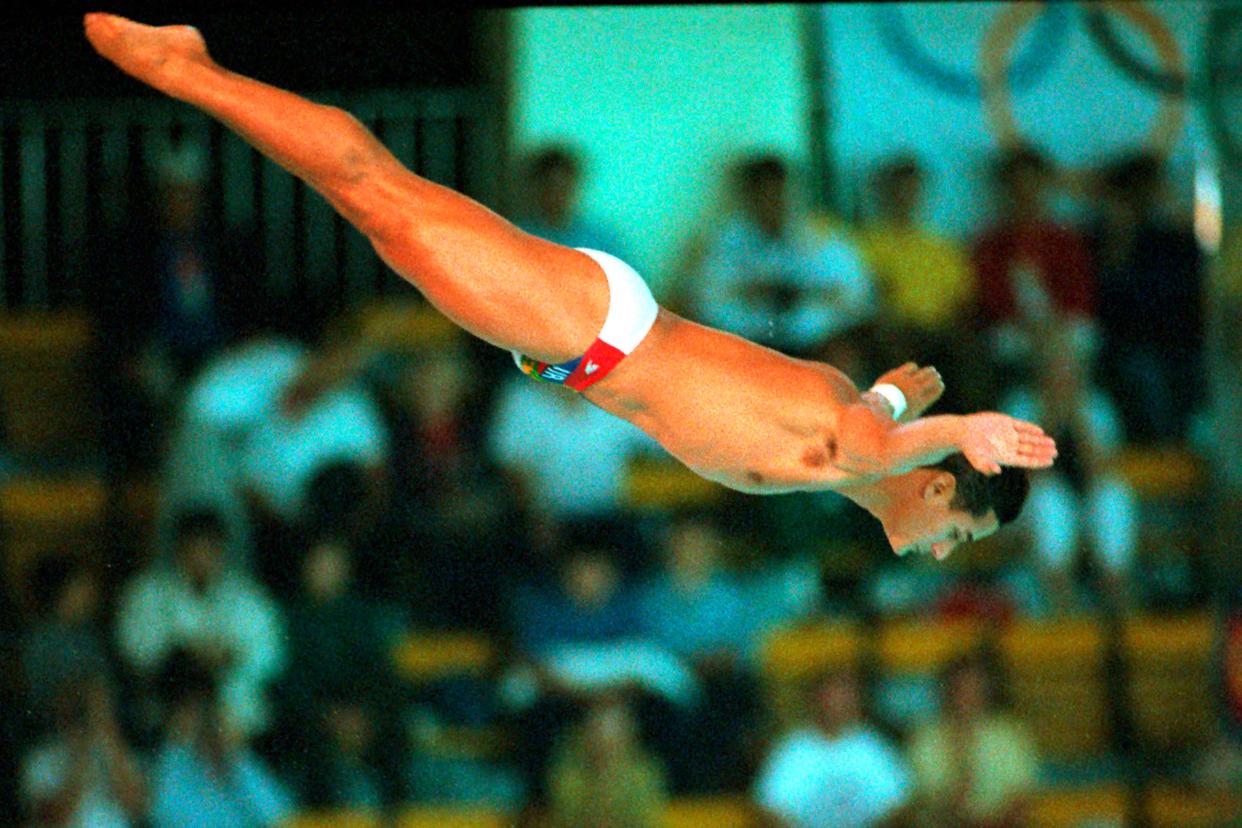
left=931, top=453, right=1030, bottom=525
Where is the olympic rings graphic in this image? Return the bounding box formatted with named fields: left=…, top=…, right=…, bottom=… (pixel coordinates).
left=980, top=1, right=1186, bottom=162
left=1083, top=5, right=1195, bottom=98
left=872, top=3, right=1072, bottom=101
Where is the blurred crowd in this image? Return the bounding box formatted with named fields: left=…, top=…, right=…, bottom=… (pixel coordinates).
left=0, top=135, right=1238, bottom=828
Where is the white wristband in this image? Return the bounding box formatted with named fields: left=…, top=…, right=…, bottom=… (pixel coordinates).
left=869, top=383, right=908, bottom=420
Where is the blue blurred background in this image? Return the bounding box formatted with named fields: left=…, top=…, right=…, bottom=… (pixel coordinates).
left=1, top=3, right=1241, bottom=827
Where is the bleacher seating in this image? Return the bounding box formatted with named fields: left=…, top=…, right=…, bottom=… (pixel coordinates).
left=1000, top=620, right=1111, bottom=762
left=661, top=796, right=755, bottom=828
left=1144, top=784, right=1242, bottom=828
left=759, top=621, right=865, bottom=727
left=1122, top=613, right=1216, bottom=755
left=873, top=618, right=986, bottom=730
left=1028, top=784, right=1130, bottom=827
left=392, top=633, right=495, bottom=683
left=623, top=456, right=724, bottom=510
left=1, top=475, right=106, bottom=612
left=1113, top=446, right=1207, bottom=500
left=396, top=807, right=511, bottom=828
left=290, top=798, right=761, bottom=828
left=287, top=812, right=380, bottom=828
left=0, top=311, right=97, bottom=457
left=350, top=300, right=461, bottom=353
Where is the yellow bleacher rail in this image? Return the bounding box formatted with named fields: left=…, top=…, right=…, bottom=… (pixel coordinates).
left=1122, top=613, right=1216, bottom=752
left=286, top=812, right=380, bottom=828
left=290, top=799, right=759, bottom=828
left=396, top=807, right=512, bottom=828
left=392, top=633, right=495, bottom=682
left=0, top=311, right=97, bottom=454
left=350, top=301, right=461, bottom=352
left=875, top=618, right=987, bottom=673
left=760, top=622, right=866, bottom=681
left=1, top=475, right=107, bottom=608
left=661, top=796, right=756, bottom=828
left=1000, top=619, right=1110, bottom=761
left=1145, top=784, right=1242, bottom=828
left=623, top=456, right=724, bottom=510
left=1028, top=784, right=1129, bottom=827
left=1112, top=445, right=1206, bottom=499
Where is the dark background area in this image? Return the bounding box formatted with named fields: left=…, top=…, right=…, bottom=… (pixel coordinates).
left=0, top=5, right=481, bottom=100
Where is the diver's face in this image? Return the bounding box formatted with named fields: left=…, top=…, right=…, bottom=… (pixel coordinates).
left=882, top=473, right=999, bottom=560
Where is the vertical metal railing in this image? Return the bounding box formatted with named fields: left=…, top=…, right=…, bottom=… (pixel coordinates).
left=0, top=86, right=500, bottom=314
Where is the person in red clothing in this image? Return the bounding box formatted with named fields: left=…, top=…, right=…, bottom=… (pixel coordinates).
left=973, top=147, right=1097, bottom=373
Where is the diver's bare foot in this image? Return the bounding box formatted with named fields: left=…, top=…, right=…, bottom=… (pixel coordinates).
left=874, top=362, right=945, bottom=422
left=84, top=13, right=212, bottom=96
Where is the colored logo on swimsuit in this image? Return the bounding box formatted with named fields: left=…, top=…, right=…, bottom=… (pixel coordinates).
left=515, top=339, right=627, bottom=392
left=565, top=340, right=625, bottom=391
left=517, top=353, right=583, bottom=384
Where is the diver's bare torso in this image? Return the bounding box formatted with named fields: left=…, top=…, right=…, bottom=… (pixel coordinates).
left=585, top=308, right=870, bottom=494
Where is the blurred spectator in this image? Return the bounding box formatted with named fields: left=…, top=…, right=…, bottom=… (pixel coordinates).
left=754, top=668, right=911, bottom=828
left=20, top=675, right=147, bottom=828
left=21, top=554, right=113, bottom=728
left=161, top=331, right=390, bottom=592
left=1086, top=152, right=1205, bottom=443
left=487, top=376, right=657, bottom=566
left=687, top=154, right=876, bottom=368
left=1000, top=341, right=1138, bottom=614
left=88, top=138, right=262, bottom=480
left=907, top=653, right=1039, bottom=828
left=149, top=648, right=294, bottom=828
left=514, top=145, right=631, bottom=257
left=116, top=508, right=285, bottom=739
left=973, top=146, right=1097, bottom=377
left=271, top=536, right=407, bottom=808
left=547, top=694, right=668, bottom=828
left=1195, top=587, right=1242, bottom=792
left=157, top=335, right=308, bottom=569
left=639, top=515, right=761, bottom=791
left=859, top=155, right=985, bottom=412
left=504, top=544, right=697, bottom=797
left=378, top=344, right=520, bottom=629
left=240, top=334, right=391, bottom=592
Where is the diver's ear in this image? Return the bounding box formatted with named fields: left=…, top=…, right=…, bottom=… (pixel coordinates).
left=922, top=470, right=957, bottom=505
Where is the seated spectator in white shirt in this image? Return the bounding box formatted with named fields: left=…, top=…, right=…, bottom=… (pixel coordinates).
left=116, top=509, right=285, bottom=739
left=149, top=649, right=294, bottom=828
left=239, top=364, right=390, bottom=528
left=689, top=154, right=877, bottom=367
left=755, top=669, right=912, bottom=828
left=159, top=334, right=390, bottom=588
left=20, top=675, right=147, bottom=828
left=157, top=335, right=308, bottom=568
left=488, top=377, right=658, bottom=563
left=639, top=514, right=762, bottom=792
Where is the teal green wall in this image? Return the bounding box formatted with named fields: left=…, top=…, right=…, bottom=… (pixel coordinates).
left=511, top=5, right=811, bottom=296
